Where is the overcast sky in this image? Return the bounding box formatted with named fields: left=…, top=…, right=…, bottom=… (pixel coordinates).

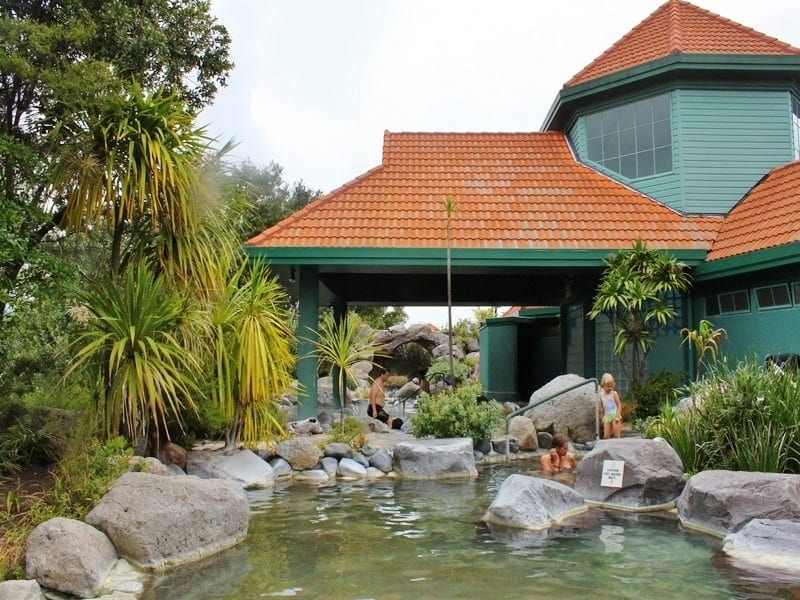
left=201, top=0, right=800, bottom=326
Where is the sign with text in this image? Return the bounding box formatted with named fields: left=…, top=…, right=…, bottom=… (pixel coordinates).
left=601, top=460, right=625, bottom=488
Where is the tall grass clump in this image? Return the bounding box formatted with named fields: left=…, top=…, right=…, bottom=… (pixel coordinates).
left=646, top=357, right=800, bottom=474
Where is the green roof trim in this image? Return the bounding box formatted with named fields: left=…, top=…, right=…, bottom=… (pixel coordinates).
left=245, top=246, right=708, bottom=267
left=693, top=242, right=800, bottom=280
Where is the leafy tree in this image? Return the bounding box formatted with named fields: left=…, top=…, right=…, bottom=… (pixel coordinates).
left=588, top=239, right=691, bottom=387
left=0, top=0, right=232, bottom=320
left=352, top=306, right=408, bottom=330
left=224, top=160, right=321, bottom=238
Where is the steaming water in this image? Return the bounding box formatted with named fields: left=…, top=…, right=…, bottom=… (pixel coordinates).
left=147, top=462, right=800, bottom=599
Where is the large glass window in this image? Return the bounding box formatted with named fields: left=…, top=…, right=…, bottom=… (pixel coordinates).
left=792, top=96, right=800, bottom=160
left=585, top=93, right=672, bottom=180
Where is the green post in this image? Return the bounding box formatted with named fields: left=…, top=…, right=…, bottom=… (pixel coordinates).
left=296, top=265, right=320, bottom=419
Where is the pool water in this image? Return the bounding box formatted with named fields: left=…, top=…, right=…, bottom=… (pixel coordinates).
left=148, top=462, right=800, bottom=599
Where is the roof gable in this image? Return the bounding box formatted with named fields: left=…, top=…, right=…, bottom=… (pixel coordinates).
left=708, top=161, right=800, bottom=261
left=248, top=131, right=721, bottom=253
left=565, top=0, right=800, bottom=88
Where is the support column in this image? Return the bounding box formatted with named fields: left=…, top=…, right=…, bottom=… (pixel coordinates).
left=296, top=265, right=319, bottom=419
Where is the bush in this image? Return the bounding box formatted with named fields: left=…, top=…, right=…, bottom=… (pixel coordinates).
left=645, top=357, right=800, bottom=474
left=411, top=381, right=503, bottom=442
left=628, top=369, right=686, bottom=419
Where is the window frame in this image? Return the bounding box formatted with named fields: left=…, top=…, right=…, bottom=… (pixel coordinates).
left=705, top=290, right=750, bottom=316
left=755, top=283, right=792, bottom=311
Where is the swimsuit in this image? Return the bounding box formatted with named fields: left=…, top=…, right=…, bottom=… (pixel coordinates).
left=601, top=391, right=618, bottom=423
left=367, top=404, right=391, bottom=423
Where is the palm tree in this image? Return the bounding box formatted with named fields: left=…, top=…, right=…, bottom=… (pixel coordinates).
left=50, top=84, right=211, bottom=278
left=196, top=259, right=296, bottom=449
left=312, top=311, right=385, bottom=433
left=588, top=239, right=691, bottom=387
left=66, top=264, right=199, bottom=452
left=681, top=319, right=727, bottom=380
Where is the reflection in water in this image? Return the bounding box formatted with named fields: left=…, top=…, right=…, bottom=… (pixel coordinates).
left=599, top=524, right=625, bottom=553
left=148, top=463, right=800, bottom=600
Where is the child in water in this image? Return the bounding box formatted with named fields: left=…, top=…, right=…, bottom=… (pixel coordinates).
left=599, top=373, right=623, bottom=439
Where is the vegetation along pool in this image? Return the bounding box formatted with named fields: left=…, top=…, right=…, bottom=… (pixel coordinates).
left=147, top=462, right=800, bottom=599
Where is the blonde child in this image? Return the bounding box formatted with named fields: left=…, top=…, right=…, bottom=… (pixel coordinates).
left=599, top=373, right=623, bottom=439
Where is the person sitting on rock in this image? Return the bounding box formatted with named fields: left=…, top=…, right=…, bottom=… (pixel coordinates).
left=540, top=433, right=576, bottom=474
left=368, top=368, right=403, bottom=430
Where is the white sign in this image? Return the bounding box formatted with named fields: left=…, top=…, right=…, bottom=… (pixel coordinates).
left=601, top=460, right=625, bottom=488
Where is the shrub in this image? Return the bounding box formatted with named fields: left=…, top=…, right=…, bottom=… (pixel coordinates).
left=426, top=360, right=472, bottom=386
left=628, top=369, right=686, bottom=419
left=324, top=416, right=367, bottom=450
left=645, top=357, right=800, bottom=474
left=411, top=381, right=503, bottom=442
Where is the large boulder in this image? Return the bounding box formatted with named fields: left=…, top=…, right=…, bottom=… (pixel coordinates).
left=722, top=519, right=800, bottom=574
left=392, top=438, right=477, bottom=479
left=574, top=438, right=685, bottom=510
left=528, top=374, right=599, bottom=443
left=275, top=437, right=324, bottom=470
left=186, top=448, right=274, bottom=489
left=85, top=472, right=249, bottom=572
left=483, top=474, right=587, bottom=530
left=25, top=517, right=117, bottom=598
left=677, top=470, right=800, bottom=537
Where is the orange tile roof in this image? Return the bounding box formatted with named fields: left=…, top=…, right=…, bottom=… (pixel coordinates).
left=707, top=161, right=800, bottom=261
left=565, top=0, right=800, bottom=87
left=248, top=131, right=722, bottom=252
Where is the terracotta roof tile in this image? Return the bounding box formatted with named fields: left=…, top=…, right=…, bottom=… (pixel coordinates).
left=566, top=0, right=800, bottom=87
left=707, top=162, right=800, bottom=261
left=248, top=132, right=722, bottom=252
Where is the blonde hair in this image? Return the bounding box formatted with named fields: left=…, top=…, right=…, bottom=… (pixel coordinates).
left=600, top=373, right=615, bottom=386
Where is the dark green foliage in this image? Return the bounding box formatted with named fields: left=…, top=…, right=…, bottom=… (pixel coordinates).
left=390, top=342, right=431, bottom=379
left=646, top=358, right=800, bottom=474
left=628, top=369, right=686, bottom=419
left=411, top=381, right=503, bottom=441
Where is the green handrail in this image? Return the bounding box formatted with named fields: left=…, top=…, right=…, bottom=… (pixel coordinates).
left=503, top=377, right=599, bottom=460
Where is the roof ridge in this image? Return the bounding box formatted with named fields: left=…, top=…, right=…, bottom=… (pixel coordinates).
left=667, top=0, right=683, bottom=54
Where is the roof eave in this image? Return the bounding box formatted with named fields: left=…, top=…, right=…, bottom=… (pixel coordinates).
left=694, top=242, right=800, bottom=280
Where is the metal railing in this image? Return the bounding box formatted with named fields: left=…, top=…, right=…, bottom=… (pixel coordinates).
left=503, top=377, right=599, bottom=460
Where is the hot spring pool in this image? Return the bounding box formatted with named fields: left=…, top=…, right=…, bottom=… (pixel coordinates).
left=146, top=462, right=800, bottom=599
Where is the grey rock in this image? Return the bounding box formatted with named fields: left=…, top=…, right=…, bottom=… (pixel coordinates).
left=483, top=474, right=588, bottom=530
left=0, top=580, right=44, bottom=600
left=352, top=451, right=370, bottom=468
left=537, top=431, right=553, bottom=449
left=367, top=448, right=393, bottom=473
left=677, top=470, right=800, bottom=537
left=275, top=437, right=324, bottom=471
left=337, top=458, right=367, bottom=478
left=320, top=456, right=339, bottom=476
left=186, top=449, right=274, bottom=489
left=360, top=443, right=378, bottom=457
left=722, top=519, right=800, bottom=573
left=85, top=472, right=248, bottom=573
left=268, top=457, right=293, bottom=478
left=392, top=438, right=477, bottom=479
left=574, top=438, right=685, bottom=510
left=323, top=442, right=353, bottom=459
left=508, top=416, right=538, bottom=451
left=289, top=418, right=323, bottom=435
left=529, top=374, right=599, bottom=443
left=26, top=517, right=117, bottom=598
